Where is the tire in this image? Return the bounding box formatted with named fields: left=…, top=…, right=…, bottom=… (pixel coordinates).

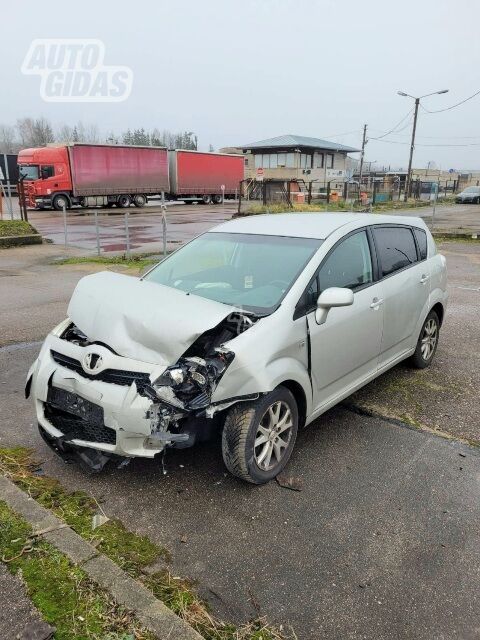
left=117, top=194, right=132, bottom=208
left=201, top=195, right=212, bottom=204
left=222, top=386, right=298, bottom=484
left=52, top=194, right=70, bottom=211
left=410, top=310, right=440, bottom=369
left=133, top=194, right=147, bottom=208
left=212, top=194, right=223, bottom=204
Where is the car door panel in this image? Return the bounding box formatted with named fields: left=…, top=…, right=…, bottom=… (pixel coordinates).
left=308, top=282, right=385, bottom=412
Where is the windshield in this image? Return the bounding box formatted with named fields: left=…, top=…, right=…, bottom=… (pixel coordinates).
left=18, top=165, right=39, bottom=180
left=144, top=232, right=322, bottom=314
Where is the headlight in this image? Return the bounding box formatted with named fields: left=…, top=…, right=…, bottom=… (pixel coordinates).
left=152, top=350, right=234, bottom=411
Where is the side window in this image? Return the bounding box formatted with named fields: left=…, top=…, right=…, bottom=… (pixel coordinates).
left=373, top=226, right=417, bottom=277
left=41, top=165, right=55, bottom=179
left=318, top=231, right=373, bottom=292
left=413, top=227, right=428, bottom=260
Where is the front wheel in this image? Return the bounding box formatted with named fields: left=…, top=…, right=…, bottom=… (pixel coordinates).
left=410, top=310, right=440, bottom=369
left=222, top=386, right=298, bottom=484
left=52, top=194, right=70, bottom=211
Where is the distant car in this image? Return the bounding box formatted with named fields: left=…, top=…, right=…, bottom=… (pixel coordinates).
left=455, top=186, right=480, bottom=204
left=26, top=214, right=447, bottom=484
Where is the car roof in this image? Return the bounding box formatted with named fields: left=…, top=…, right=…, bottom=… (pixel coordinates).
left=209, top=213, right=427, bottom=240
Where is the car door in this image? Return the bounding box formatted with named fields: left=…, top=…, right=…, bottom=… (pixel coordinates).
left=372, top=225, right=430, bottom=368
left=300, top=229, right=385, bottom=415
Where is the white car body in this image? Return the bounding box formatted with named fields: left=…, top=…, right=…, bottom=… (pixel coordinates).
left=26, top=214, right=447, bottom=475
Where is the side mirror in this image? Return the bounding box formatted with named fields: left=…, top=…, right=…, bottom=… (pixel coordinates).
left=315, top=287, right=354, bottom=325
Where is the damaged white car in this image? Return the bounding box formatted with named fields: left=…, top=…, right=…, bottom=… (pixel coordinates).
left=26, top=214, right=447, bottom=483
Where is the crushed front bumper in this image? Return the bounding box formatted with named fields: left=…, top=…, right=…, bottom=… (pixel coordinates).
left=27, top=333, right=186, bottom=465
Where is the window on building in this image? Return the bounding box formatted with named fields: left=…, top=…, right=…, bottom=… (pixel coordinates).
left=277, top=153, right=286, bottom=167
left=244, top=157, right=249, bottom=167
left=286, top=153, right=295, bottom=168
left=300, top=154, right=312, bottom=169
left=326, top=154, right=334, bottom=169
left=314, top=152, right=324, bottom=168
left=269, top=154, right=278, bottom=169
left=255, top=154, right=262, bottom=169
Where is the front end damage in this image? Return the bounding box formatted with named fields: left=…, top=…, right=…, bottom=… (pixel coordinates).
left=26, top=309, right=259, bottom=473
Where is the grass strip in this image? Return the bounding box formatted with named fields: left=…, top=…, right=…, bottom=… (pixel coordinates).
left=0, top=501, right=156, bottom=640
left=0, top=447, right=291, bottom=640
left=0, top=220, right=39, bottom=237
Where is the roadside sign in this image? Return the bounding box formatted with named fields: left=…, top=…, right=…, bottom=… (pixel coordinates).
left=256, top=168, right=264, bottom=181
left=220, top=184, right=225, bottom=190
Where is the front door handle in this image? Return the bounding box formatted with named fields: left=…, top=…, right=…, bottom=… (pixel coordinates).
left=420, top=274, right=430, bottom=284
left=370, top=297, right=384, bottom=309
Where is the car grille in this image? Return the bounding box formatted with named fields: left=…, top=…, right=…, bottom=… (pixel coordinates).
left=50, top=350, right=151, bottom=387
left=45, top=387, right=116, bottom=445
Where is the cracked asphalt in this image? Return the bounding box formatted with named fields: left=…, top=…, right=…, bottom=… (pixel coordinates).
left=1, top=233, right=479, bottom=639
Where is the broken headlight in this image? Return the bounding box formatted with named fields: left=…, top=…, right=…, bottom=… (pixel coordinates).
left=152, top=351, right=234, bottom=411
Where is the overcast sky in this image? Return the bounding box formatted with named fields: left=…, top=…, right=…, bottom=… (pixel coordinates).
left=2, top=0, right=480, bottom=170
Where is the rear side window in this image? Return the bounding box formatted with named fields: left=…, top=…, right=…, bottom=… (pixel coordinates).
left=413, top=228, right=428, bottom=260
left=373, top=226, right=417, bottom=277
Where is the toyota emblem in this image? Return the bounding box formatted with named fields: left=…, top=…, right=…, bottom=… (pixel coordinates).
left=83, top=352, right=104, bottom=373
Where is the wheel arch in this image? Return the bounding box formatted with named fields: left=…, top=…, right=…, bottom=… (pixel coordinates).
left=430, top=302, right=445, bottom=326
left=278, top=379, right=307, bottom=428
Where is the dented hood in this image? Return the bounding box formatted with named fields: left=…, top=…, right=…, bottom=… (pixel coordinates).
left=67, top=271, right=237, bottom=364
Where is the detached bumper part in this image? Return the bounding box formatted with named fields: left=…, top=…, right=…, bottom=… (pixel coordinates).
left=38, top=423, right=112, bottom=473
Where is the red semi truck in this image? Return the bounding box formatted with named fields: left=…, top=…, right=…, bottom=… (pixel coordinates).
left=17, top=144, right=244, bottom=210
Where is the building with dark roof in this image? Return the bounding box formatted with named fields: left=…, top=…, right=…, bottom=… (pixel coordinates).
left=223, top=134, right=360, bottom=184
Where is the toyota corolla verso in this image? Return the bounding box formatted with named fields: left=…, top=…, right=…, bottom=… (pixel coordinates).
left=26, top=214, right=447, bottom=483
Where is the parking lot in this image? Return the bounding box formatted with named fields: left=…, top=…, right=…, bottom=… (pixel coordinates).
left=1, top=207, right=479, bottom=638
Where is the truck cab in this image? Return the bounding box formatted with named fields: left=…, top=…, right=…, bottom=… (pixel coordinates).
left=18, top=146, right=72, bottom=210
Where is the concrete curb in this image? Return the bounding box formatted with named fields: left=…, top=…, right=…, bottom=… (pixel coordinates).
left=0, top=234, right=43, bottom=248
left=432, top=231, right=479, bottom=239
left=0, top=475, right=203, bottom=640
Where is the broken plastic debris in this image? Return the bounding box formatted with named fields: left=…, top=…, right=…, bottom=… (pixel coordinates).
left=275, top=473, right=303, bottom=491
left=92, top=514, right=110, bottom=530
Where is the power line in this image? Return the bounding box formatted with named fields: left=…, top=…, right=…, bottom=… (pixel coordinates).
left=369, top=137, right=480, bottom=147
left=420, top=89, right=480, bottom=113
left=373, top=108, right=414, bottom=139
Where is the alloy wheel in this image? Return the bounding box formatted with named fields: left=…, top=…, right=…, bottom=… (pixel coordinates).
left=421, top=318, right=438, bottom=361
left=254, top=401, right=293, bottom=471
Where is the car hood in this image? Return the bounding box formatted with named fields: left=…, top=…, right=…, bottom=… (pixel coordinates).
left=67, top=271, right=238, bottom=365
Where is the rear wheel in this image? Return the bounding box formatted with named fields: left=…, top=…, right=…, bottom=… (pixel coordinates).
left=133, top=194, right=147, bottom=208
left=222, top=386, right=298, bottom=484
left=212, top=194, right=223, bottom=204
left=201, top=195, right=212, bottom=204
left=117, top=194, right=132, bottom=208
left=52, top=194, right=70, bottom=211
left=410, top=310, right=440, bottom=369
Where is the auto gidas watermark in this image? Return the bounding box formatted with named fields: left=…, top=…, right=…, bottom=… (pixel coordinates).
left=21, top=39, right=133, bottom=102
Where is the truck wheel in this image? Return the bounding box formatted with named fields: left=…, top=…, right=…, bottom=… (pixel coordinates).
left=117, top=195, right=132, bottom=208
left=52, top=194, right=71, bottom=211
left=201, top=195, right=212, bottom=204
left=212, top=194, right=223, bottom=204
left=221, top=386, right=299, bottom=484
left=133, top=194, right=147, bottom=208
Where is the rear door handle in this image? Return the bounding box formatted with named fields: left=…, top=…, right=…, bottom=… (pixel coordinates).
left=420, top=274, right=430, bottom=284
left=370, top=297, right=384, bottom=309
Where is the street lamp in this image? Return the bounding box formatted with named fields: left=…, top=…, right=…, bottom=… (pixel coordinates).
left=398, top=89, right=449, bottom=201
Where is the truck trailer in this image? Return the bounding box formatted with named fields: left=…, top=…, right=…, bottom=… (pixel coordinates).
left=17, top=144, right=169, bottom=210
left=168, top=149, right=244, bottom=203
left=17, top=144, right=244, bottom=210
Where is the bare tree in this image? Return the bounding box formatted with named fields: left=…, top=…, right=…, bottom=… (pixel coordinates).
left=0, top=125, right=19, bottom=153
left=17, top=117, right=54, bottom=147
